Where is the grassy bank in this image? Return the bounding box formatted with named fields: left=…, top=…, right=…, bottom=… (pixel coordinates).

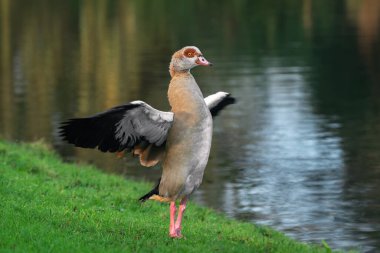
left=0, top=140, right=345, bottom=252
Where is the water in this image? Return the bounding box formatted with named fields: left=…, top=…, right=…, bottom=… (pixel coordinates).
left=1, top=1, right=380, bottom=252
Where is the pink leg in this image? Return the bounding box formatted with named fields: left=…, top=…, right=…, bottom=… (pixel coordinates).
left=174, top=197, right=187, bottom=237
left=169, top=201, right=177, bottom=237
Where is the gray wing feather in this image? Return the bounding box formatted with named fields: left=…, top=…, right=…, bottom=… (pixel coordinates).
left=115, top=101, right=173, bottom=147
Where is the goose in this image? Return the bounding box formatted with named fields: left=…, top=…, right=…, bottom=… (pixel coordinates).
left=59, top=46, right=235, bottom=238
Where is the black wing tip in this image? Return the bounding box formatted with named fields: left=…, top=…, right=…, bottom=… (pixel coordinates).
left=224, top=93, right=237, bottom=104
left=138, top=189, right=158, bottom=203
left=210, top=93, right=237, bottom=117
left=138, top=178, right=160, bottom=202
left=58, top=103, right=142, bottom=152
left=138, top=195, right=150, bottom=203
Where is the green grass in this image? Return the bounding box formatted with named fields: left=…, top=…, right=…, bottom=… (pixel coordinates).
left=0, top=140, right=349, bottom=253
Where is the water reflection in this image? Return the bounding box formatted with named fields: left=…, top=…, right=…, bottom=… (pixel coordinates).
left=1, top=0, right=380, bottom=252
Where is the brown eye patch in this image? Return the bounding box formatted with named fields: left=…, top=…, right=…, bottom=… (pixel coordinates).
left=184, top=48, right=197, bottom=58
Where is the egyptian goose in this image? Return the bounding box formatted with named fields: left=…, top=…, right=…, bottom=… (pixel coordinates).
left=60, top=46, right=235, bottom=238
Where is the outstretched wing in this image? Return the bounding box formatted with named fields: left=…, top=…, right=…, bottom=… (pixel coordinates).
left=60, top=92, right=235, bottom=168
left=59, top=101, right=173, bottom=154
left=205, top=92, right=236, bottom=117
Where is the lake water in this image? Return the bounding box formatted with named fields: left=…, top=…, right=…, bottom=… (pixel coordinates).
left=1, top=1, right=380, bottom=252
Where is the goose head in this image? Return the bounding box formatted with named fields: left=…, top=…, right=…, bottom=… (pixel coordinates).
left=169, top=46, right=212, bottom=77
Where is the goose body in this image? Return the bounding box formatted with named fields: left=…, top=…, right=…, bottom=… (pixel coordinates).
left=60, top=46, right=235, bottom=238
left=161, top=72, right=213, bottom=200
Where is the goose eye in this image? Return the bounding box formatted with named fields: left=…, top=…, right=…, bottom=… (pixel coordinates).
left=184, top=48, right=196, bottom=58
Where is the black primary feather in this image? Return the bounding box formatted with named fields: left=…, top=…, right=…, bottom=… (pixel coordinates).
left=210, top=94, right=236, bottom=117
left=59, top=103, right=140, bottom=152
left=139, top=178, right=161, bottom=202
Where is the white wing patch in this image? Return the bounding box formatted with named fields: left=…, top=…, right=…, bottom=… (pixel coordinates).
left=204, top=92, right=229, bottom=108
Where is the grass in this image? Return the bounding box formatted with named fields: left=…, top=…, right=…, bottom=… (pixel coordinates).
left=0, top=140, right=349, bottom=253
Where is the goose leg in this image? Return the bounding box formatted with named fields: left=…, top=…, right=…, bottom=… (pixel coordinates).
left=174, top=196, right=187, bottom=237
left=169, top=201, right=177, bottom=237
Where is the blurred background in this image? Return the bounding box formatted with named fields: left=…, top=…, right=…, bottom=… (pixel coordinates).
left=1, top=0, right=380, bottom=252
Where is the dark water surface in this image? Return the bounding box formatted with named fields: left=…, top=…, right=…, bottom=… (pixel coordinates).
left=1, top=1, right=380, bottom=252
